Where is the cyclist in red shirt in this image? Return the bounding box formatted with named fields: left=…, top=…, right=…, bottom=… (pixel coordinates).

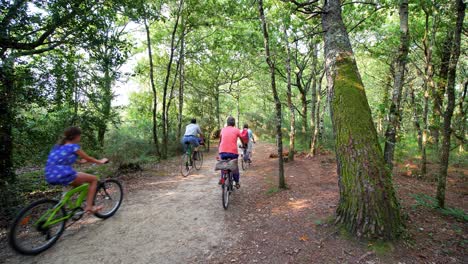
left=218, top=116, right=242, bottom=188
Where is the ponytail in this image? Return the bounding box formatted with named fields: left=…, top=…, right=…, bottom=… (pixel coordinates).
left=58, top=127, right=82, bottom=145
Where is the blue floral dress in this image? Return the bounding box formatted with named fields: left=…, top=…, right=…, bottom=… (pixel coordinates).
left=45, top=144, right=80, bottom=185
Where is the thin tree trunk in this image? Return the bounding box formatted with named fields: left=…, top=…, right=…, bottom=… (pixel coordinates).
left=161, top=0, right=183, bottom=159
left=420, top=9, right=436, bottom=176
left=177, top=20, right=185, bottom=140
left=436, top=0, right=465, bottom=208
left=144, top=17, right=160, bottom=156
left=258, top=0, right=285, bottom=188
left=237, top=88, right=240, bottom=128
left=433, top=32, right=453, bottom=151
left=421, top=84, right=429, bottom=175
left=309, top=43, right=318, bottom=155
left=456, top=81, right=467, bottom=152
left=284, top=27, right=295, bottom=162
left=384, top=0, right=410, bottom=170
left=311, top=71, right=325, bottom=156
left=98, top=62, right=112, bottom=147
left=409, top=84, right=424, bottom=163
left=322, top=0, right=403, bottom=239
left=216, top=85, right=221, bottom=130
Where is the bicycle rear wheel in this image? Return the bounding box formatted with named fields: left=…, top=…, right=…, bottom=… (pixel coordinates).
left=94, top=179, right=124, bottom=219
left=194, top=151, right=203, bottom=170
left=180, top=153, right=192, bottom=177
left=222, top=173, right=230, bottom=209
left=9, top=199, right=66, bottom=255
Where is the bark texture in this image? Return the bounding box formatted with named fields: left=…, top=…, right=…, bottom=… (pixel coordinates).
left=161, top=0, right=183, bottom=158
left=322, top=0, right=403, bottom=239
left=284, top=27, right=295, bottom=162
left=258, top=0, right=285, bottom=188
left=383, top=0, right=410, bottom=170
left=436, top=0, right=465, bottom=208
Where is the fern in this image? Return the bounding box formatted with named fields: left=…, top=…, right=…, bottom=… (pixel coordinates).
left=411, top=193, right=468, bottom=222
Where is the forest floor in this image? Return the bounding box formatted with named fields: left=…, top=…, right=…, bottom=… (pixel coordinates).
left=0, top=142, right=466, bottom=264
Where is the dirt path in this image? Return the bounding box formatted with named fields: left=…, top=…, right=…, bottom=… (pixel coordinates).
left=3, top=149, right=242, bottom=264
left=2, top=142, right=466, bottom=264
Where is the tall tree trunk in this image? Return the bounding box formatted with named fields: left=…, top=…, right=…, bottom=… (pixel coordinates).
left=420, top=8, right=436, bottom=176
left=456, top=81, right=467, bottom=152
left=284, top=27, right=295, bottom=162
left=409, top=84, right=423, bottom=151
left=322, top=0, right=403, bottom=239
left=98, top=63, right=112, bottom=147
left=311, top=71, right=325, bottom=156
left=177, top=19, right=185, bottom=140
left=161, top=0, right=183, bottom=159
left=436, top=0, right=465, bottom=209
left=433, top=32, right=453, bottom=150
left=309, top=43, right=318, bottom=155
left=215, top=85, right=221, bottom=130
left=144, top=17, right=160, bottom=156
left=237, top=88, right=240, bottom=128
left=0, top=56, right=16, bottom=214
left=300, top=93, right=307, bottom=134
left=258, top=0, right=285, bottom=188
left=384, top=0, right=410, bottom=170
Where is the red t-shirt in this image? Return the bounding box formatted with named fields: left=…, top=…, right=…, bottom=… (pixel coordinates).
left=219, top=126, right=241, bottom=154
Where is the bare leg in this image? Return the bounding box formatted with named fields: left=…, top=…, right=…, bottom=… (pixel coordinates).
left=71, top=172, right=102, bottom=213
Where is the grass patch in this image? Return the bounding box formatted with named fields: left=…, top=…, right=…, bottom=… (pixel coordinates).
left=412, top=193, right=468, bottom=222
left=368, top=240, right=395, bottom=256
left=266, top=186, right=280, bottom=195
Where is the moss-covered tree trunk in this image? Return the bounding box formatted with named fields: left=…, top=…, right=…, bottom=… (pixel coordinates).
left=383, top=0, right=410, bottom=170
left=322, top=0, right=403, bottom=239
left=258, top=0, right=285, bottom=188
left=436, top=0, right=465, bottom=208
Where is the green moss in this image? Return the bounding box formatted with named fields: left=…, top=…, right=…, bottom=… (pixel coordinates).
left=331, top=55, right=403, bottom=239
left=266, top=186, right=280, bottom=195
left=368, top=241, right=395, bottom=256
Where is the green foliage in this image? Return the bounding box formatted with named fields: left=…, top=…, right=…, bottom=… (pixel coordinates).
left=412, top=193, right=468, bottom=222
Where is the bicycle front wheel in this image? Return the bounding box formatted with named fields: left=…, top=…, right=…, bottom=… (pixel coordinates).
left=241, top=155, right=246, bottom=171
left=194, top=151, right=203, bottom=170
left=9, top=199, right=66, bottom=255
left=180, top=154, right=192, bottom=177
left=94, top=179, right=124, bottom=219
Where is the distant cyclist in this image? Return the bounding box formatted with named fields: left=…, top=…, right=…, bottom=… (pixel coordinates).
left=218, top=116, right=242, bottom=188
left=243, top=124, right=256, bottom=161
left=181, top=118, right=204, bottom=159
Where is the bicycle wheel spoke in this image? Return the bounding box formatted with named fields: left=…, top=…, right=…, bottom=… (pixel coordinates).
left=10, top=200, right=66, bottom=254
left=94, top=180, right=122, bottom=216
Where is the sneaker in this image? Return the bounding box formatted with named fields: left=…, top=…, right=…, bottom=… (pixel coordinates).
left=235, top=182, right=240, bottom=189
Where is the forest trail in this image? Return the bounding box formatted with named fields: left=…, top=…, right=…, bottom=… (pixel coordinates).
left=3, top=142, right=466, bottom=263
left=3, top=147, right=242, bottom=264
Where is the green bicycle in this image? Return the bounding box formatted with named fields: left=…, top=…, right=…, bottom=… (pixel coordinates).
left=180, top=142, right=204, bottom=177
left=8, top=178, right=123, bottom=255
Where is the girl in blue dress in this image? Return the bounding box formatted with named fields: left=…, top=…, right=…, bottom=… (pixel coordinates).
left=45, top=127, right=108, bottom=213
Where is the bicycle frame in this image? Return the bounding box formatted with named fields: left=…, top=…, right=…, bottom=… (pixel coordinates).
left=34, top=183, right=89, bottom=228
